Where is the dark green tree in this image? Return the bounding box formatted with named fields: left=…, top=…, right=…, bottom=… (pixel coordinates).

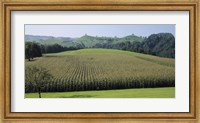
left=25, top=42, right=42, bottom=61
left=25, top=42, right=32, bottom=61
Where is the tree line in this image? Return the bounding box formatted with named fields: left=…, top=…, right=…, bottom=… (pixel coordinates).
left=25, top=42, right=81, bottom=61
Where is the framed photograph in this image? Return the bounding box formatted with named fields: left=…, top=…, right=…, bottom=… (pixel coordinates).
left=0, top=0, right=199, bottom=123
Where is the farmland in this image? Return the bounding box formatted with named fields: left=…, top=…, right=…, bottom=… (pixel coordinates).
left=25, top=48, right=175, bottom=94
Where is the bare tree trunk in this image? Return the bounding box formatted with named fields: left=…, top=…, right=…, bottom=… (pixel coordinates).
left=38, top=89, right=41, bottom=98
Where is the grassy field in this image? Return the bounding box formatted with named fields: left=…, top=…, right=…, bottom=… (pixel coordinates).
left=25, top=87, right=175, bottom=98
left=25, top=48, right=175, bottom=95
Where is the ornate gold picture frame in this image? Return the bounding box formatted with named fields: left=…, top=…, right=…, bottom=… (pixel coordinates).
left=0, top=0, right=199, bottom=123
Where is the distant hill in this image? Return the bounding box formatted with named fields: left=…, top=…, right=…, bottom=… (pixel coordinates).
left=114, top=34, right=144, bottom=44
left=25, top=35, right=76, bottom=47
left=74, top=35, right=102, bottom=47
left=25, top=33, right=175, bottom=58
left=25, top=34, right=144, bottom=47
left=25, top=35, right=55, bottom=41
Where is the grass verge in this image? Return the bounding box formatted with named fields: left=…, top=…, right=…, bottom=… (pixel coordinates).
left=25, top=87, right=175, bottom=98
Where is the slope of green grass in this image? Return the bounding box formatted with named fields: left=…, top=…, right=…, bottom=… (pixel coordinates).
left=45, top=48, right=175, bottom=67
left=45, top=48, right=139, bottom=56
left=26, top=87, right=175, bottom=98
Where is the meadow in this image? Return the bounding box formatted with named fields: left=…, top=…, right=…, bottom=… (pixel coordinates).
left=25, top=48, right=175, bottom=95
left=26, top=87, right=175, bottom=98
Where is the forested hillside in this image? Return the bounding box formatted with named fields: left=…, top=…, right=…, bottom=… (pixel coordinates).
left=25, top=33, right=175, bottom=58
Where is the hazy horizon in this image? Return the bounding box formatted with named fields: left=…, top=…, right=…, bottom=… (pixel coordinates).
left=25, top=24, right=175, bottom=38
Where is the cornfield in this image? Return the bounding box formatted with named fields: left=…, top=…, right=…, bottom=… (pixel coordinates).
left=25, top=49, right=175, bottom=93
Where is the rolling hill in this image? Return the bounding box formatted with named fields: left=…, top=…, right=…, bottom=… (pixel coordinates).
left=25, top=48, right=175, bottom=93
left=25, top=33, right=175, bottom=58
left=25, top=34, right=144, bottom=47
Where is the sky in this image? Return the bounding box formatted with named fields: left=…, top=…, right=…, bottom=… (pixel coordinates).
left=25, top=24, right=175, bottom=38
